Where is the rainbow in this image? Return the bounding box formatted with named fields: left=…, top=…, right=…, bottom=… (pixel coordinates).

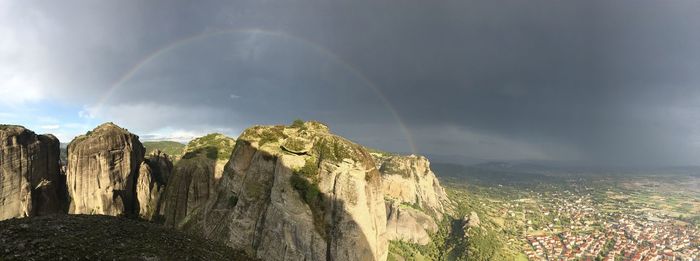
left=94, top=28, right=418, bottom=154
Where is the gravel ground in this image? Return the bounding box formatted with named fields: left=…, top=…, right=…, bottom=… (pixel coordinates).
left=0, top=214, right=254, bottom=261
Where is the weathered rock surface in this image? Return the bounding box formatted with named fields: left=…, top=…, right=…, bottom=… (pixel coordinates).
left=463, top=211, right=480, bottom=229
left=136, top=151, right=172, bottom=220
left=161, top=148, right=215, bottom=227
left=385, top=202, right=438, bottom=245
left=182, top=122, right=388, bottom=261
left=66, top=123, right=145, bottom=216
left=183, top=133, right=235, bottom=181
left=0, top=125, right=65, bottom=220
left=376, top=154, right=450, bottom=219
left=160, top=134, right=233, bottom=225
left=372, top=153, right=452, bottom=245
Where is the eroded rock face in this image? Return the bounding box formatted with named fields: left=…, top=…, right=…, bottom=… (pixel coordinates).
left=385, top=202, right=438, bottom=245
left=373, top=154, right=452, bottom=245
left=161, top=149, right=215, bottom=227
left=376, top=155, right=450, bottom=219
left=0, top=125, right=65, bottom=220
left=66, top=123, right=145, bottom=216
left=160, top=135, right=234, bottom=226
left=136, top=151, right=172, bottom=220
left=182, top=133, right=235, bottom=181
left=182, top=122, right=388, bottom=261
left=464, top=211, right=480, bottom=229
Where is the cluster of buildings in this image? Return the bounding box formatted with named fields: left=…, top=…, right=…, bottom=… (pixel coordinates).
left=603, top=216, right=699, bottom=261
left=522, top=210, right=699, bottom=260
left=524, top=232, right=609, bottom=260
left=519, top=188, right=698, bottom=260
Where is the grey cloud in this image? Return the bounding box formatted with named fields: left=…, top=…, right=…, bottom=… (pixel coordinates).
left=3, top=0, right=700, bottom=166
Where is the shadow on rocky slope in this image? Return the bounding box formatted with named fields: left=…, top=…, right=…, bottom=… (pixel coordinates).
left=0, top=214, right=256, bottom=260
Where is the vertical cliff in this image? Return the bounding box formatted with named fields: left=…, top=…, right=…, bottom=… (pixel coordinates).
left=160, top=133, right=235, bottom=227
left=373, top=154, right=452, bottom=245
left=0, top=125, right=65, bottom=220
left=136, top=151, right=172, bottom=220
left=376, top=154, right=450, bottom=218
left=182, top=133, right=236, bottom=180
left=66, top=123, right=145, bottom=216
left=181, top=122, right=388, bottom=261
left=161, top=147, right=215, bottom=227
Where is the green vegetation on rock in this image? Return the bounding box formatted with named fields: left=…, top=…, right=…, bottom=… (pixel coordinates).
left=182, top=146, right=218, bottom=160
left=297, top=158, right=319, bottom=180
left=184, top=133, right=236, bottom=161
left=290, top=172, right=326, bottom=239
left=258, top=127, right=287, bottom=146
left=388, top=241, right=432, bottom=261
left=314, top=137, right=356, bottom=163
left=143, top=141, right=186, bottom=158
left=399, top=200, right=423, bottom=211
left=290, top=119, right=305, bottom=128
left=289, top=156, right=327, bottom=238
left=281, top=137, right=308, bottom=154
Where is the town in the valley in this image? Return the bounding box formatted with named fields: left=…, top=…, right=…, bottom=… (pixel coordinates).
left=444, top=173, right=700, bottom=261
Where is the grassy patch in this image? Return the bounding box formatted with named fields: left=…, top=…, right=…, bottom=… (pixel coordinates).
left=388, top=241, right=431, bottom=261
left=143, top=141, right=186, bottom=158
left=314, top=138, right=356, bottom=164
left=181, top=146, right=218, bottom=160
left=258, top=128, right=287, bottom=146
left=185, top=133, right=236, bottom=161
left=399, top=200, right=423, bottom=211
left=297, top=158, right=319, bottom=179
left=282, top=137, right=307, bottom=153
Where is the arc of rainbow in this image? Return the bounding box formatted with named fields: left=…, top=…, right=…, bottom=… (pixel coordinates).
left=93, top=28, right=418, bottom=154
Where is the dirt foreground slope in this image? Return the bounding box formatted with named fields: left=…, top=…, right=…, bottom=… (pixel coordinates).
left=0, top=215, right=254, bottom=260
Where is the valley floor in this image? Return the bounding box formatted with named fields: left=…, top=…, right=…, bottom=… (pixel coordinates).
left=442, top=174, right=700, bottom=261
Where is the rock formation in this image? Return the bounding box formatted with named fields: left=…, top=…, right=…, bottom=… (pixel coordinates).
left=463, top=211, right=480, bottom=229
left=385, top=202, right=439, bottom=245
left=0, top=125, right=65, bottom=220
left=161, top=147, right=216, bottom=227
left=136, top=151, right=172, bottom=220
left=376, top=155, right=450, bottom=218
left=2, top=120, right=456, bottom=259
left=160, top=133, right=235, bottom=227
left=182, top=133, right=235, bottom=181
left=66, top=123, right=145, bottom=216
left=373, top=153, right=451, bottom=245
left=181, top=122, right=388, bottom=261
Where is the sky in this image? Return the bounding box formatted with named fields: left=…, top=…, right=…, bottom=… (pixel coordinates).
left=1, top=0, right=700, bottom=167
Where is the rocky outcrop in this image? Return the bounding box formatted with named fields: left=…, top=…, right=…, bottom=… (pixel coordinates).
left=376, top=154, right=450, bottom=218
left=181, top=122, right=388, bottom=261
left=385, top=202, right=438, bottom=245
left=463, top=211, right=480, bottom=229
left=136, top=151, right=172, bottom=220
left=161, top=148, right=215, bottom=227
left=0, top=125, right=65, bottom=220
left=66, top=123, right=145, bottom=216
left=373, top=154, right=451, bottom=245
left=182, top=133, right=235, bottom=181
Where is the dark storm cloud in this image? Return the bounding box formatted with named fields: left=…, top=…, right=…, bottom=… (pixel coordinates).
left=4, top=0, right=700, bottom=165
